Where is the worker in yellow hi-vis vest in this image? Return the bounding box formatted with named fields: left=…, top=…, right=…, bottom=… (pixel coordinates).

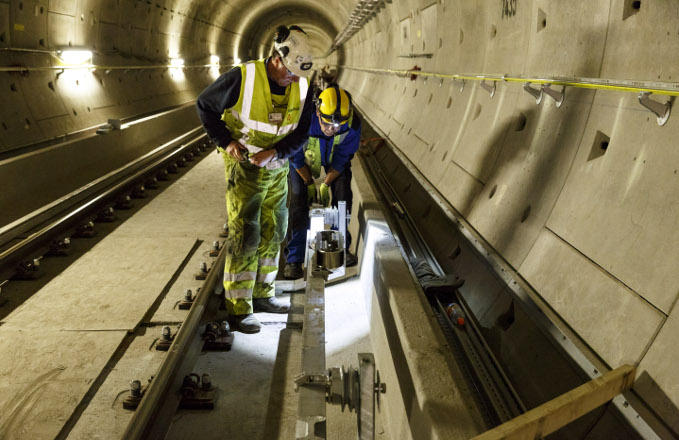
left=196, top=25, right=314, bottom=333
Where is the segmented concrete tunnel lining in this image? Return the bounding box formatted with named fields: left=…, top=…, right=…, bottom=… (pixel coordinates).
left=0, top=0, right=678, bottom=436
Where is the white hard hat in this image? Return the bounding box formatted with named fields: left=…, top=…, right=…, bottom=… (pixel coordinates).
left=273, top=25, right=313, bottom=78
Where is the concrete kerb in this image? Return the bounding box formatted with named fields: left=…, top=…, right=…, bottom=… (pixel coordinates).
left=351, top=156, right=485, bottom=439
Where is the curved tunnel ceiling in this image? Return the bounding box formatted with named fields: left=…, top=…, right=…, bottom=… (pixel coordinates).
left=232, top=1, right=343, bottom=62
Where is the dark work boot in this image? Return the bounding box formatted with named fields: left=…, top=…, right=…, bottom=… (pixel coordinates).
left=283, top=262, right=304, bottom=280
left=253, top=296, right=290, bottom=313
left=345, top=251, right=358, bottom=268
left=230, top=314, right=261, bottom=333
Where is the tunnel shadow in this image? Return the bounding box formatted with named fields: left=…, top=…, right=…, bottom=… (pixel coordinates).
left=360, top=65, right=630, bottom=438
left=430, top=94, right=606, bottom=438
left=633, top=371, right=679, bottom=437
left=452, top=106, right=537, bottom=219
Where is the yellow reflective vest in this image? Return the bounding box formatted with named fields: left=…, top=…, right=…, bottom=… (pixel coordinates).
left=221, top=59, right=308, bottom=159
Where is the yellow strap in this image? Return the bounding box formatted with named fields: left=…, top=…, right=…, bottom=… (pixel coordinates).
left=338, top=65, right=679, bottom=97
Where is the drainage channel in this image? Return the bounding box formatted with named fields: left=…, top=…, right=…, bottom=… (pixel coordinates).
left=359, top=133, right=525, bottom=429
left=356, top=109, right=664, bottom=439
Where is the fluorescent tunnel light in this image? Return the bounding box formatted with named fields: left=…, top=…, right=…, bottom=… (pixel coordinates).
left=58, top=50, right=93, bottom=66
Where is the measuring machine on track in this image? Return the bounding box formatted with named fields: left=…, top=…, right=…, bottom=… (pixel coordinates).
left=293, top=201, right=386, bottom=440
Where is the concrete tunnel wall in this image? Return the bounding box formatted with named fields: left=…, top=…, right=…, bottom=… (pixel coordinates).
left=338, top=0, right=679, bottom=431
left=1, top=0, right=678, bottom=432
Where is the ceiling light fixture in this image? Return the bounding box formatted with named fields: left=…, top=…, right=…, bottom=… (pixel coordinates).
left=58, top=49, right=93, bottom=66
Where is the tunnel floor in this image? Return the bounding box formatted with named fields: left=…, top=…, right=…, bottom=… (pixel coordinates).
left=0, top=149, right=394, bottom=439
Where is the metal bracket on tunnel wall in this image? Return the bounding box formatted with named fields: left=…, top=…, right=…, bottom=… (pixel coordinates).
left=409, top=66, right=421, bottom=81
left=480, top=80, right=496, bottom=98
left=542, top=84, right=565, bottom=107
left=638, top=92, right=671, bottom=126
left=523, top=82, right=543, bottom=104
left=456, top=78, right=466, bottom=93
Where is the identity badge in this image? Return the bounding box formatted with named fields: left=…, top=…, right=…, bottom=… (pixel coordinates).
left=268, top=112, right=283, bottom=124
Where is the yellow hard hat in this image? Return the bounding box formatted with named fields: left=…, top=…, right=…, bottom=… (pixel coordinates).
left=317, top=86, right=351, bottom=126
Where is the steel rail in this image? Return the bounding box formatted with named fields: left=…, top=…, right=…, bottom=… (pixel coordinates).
left=123, top=247, right=226, bottom=440
left=0, top=127, right=206, bottom=265
left=339, top=65, right=679, bottom=96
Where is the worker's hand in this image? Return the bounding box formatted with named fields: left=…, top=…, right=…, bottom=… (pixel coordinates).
left=250, top=149, right=276, bottom=167
left=307, top=182, right=317, bottom=205
left=319, top=183, right=331, bottom=207
left=226, top=141, right=248, bottom=161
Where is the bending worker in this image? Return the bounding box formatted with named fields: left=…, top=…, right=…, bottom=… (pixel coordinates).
left=196, top=25, right=314, bottom=333
left=283, top=86, right=361, bottom=280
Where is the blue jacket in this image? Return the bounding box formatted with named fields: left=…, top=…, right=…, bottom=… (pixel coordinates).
left=290, top=111, right=361, bottom=173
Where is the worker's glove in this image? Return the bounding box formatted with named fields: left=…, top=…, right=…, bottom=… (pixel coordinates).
left=306, top=182, right=317, bottom=205
left=319, top=183, right=331, bottom=207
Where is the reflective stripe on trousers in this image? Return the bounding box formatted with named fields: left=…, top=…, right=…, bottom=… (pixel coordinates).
left=222, top=155, right=288, bottom=315
left=224, top=271, right=257, bottom=282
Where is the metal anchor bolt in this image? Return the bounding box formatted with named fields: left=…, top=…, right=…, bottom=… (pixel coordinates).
left=145, top=177, right=159, bottom=189
left=130, top=379, right=142, bottom=397
left=201, top=373, right=212, bottom=390
left=209, top=241, right=221, bottom=257
left=161, top=326, right=172, bottom=341
left=96, top=206, right=116, bottom=222
left=195, top=262, right=209, bottom=280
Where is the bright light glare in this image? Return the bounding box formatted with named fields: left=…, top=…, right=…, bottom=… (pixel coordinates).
left=59, top=69, right=100, bottom=96
left=210, top=55, right=220, bottom=65
left=59, top=50, right=93, bottom=66
left=233, top=57, right=241, bottom=65
left=169, top=58, right=185, bottom=81
left=326, top=221, right=390, bottom=355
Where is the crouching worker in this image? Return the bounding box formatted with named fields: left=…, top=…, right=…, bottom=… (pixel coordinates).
left=196, top=25, right=314, bottom=333
left=283, top=86, right=361, bottom=280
